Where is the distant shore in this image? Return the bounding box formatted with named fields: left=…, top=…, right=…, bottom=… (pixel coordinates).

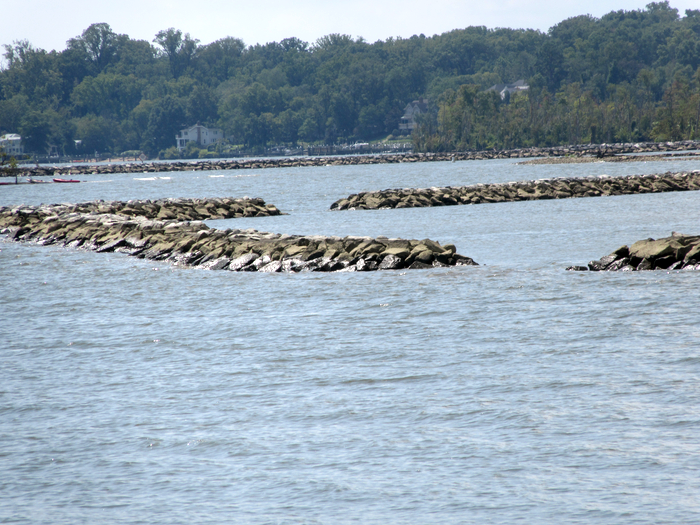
left=4, top=140, right=700, bottom=179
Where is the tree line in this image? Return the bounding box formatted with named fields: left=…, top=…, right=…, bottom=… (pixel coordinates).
left=415, top=3, right=700, bottom=151
left=0, top=1, right=699, bottom=157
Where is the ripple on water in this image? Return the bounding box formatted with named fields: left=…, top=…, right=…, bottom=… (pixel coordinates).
left=2, top=160, right=700, bottom=524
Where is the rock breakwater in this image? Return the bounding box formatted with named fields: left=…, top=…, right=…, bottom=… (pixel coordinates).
left=0, top=201, right=477, bottom=273
left=517, top=152, right=700, bottom=165
left=8, top=140, right=700, bottom=178
left=567, top=233, right=700, bottom=272
left=330, top=171, right=700, bottom=211
left=4, top=196, right=283, bottom=221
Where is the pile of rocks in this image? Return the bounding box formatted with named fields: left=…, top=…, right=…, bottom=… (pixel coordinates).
left=4, top=197, right=283, bottom=221
left=9, top=140, right=700, bottom=178
left=567, top=233, right=700, bottom=272
left=517, top=152, right=700, bottom=165
left=0, top=201, right=478, bottom=273
left=330, top=171, right=700, bottom=211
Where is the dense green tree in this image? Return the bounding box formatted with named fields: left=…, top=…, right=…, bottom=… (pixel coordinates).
left=153, top=28, right=199, bottom=79
left=2, top=3, right=700, bottom=155
left=67, top=23, right=119, bottom=73
left=71, top=73, right=145, bottom=120
left=141, top=95, right=185, bottom=154
left=73, top=114, right=116, bottom=153
left=185, top=85, right=218, bottom=125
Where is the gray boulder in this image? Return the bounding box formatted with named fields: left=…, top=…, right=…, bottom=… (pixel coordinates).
left=379, top=254, right=404, bottom=270
left=229, top=253, right=259, bottom=271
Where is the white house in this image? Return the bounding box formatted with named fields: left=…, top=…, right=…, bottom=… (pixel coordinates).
left=487, top=79, right=529, bottom=100
left=398, top=98, right=430, bottom=134
left=0, top=134, right=24, bottom=156
left=176, top=124, right=224, bottom=151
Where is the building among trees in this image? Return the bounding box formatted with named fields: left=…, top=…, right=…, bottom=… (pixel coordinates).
left=399, top=98, right=430, bottom=134
left=2, top=3, right=699, bottom=157
left=176, top=124, right=224, bottom=151
left=0, top=134, right=24, bottom=156
left=487, top=80, right=529, bottom=100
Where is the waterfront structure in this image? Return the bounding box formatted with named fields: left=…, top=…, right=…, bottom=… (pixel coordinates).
left=399, top=98, right=429, bottom=134
left=176, top=124, right=224, bottom=151
left=0, top=134, right=23, bottom=156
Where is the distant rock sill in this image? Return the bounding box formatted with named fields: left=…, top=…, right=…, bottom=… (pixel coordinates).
left=517, top=153, right=700, bottom=165
left=8, top=197, right=284, bottom=221
left=5, top=140, right=700, bottom=178
left=0, top=199, right=478, bottom=273
left=330, top=171, right=700, bottom=211
left=567, top=233, right=700, bottom=272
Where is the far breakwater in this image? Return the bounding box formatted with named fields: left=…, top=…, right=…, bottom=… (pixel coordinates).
left=0, top=199, right=478, bottom=273
left=9, top=196, right=285, bottom=221
left=567, top=232, right=700, bottom=272
left=6, top=140, right=700, bottom=178
left=517, top=152, right=700, bottom=165
left=330, top=171, right=700, bottom=211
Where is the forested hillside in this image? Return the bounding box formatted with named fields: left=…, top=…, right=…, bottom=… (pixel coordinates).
left=1, top=1, right=699, bottom=157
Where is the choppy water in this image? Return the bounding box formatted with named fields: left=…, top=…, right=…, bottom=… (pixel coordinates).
left=2, top=158, right=700, bottom=524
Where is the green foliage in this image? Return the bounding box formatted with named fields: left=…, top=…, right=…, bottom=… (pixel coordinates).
left=67, top=23, right=119, bottom=73
left=2, top=3, right=700, bottom=155
left=0, top=146, right=19, bottom=181
left=74, top=114, right=116, bottom=153
left=161, top=146, right=180, bottom=159
left=140, top=95, right=186, bottom=154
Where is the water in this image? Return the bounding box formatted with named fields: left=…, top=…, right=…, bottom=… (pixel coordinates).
left=2, top=158, right=700, bottom=524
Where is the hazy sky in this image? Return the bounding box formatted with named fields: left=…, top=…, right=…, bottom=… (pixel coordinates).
left=2, top=0, right=697, bottom=53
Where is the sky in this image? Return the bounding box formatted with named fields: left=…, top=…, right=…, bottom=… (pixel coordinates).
left=1, top=0, right=697, bottom=53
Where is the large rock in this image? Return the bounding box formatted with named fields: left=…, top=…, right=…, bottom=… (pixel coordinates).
left=570, top=232, right=700, bottom=272
left=379, top=254, right=404, bottom=270
left=629, top=238, right=682, bottom=261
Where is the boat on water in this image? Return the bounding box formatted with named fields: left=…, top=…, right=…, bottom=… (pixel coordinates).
left=53, top=178, right=81, bottom=183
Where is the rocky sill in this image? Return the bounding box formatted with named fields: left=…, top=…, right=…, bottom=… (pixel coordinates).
left=0, top=196, right=283, bottom=222
left=517, top=152, right=700, bottom=165
left=6, top=140, right=700, bottom=178
left=566, top=233, right=700, bottom=272
left=0, top=202, right=478, bottom=273
left=330, top=171, right=700, bottom=211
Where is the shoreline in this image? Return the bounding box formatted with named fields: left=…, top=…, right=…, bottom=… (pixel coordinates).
left=4, top=140, right=700, bottom=178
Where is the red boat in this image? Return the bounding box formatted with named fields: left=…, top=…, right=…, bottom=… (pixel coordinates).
left=53, top=178, right=81, bottom=183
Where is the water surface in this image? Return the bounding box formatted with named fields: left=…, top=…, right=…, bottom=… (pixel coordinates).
left=2, top=158, right=700, bottom=524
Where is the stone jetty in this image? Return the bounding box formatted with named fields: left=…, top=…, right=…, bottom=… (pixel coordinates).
left=330, top=171, right=700, bottom=211
left=6, top=140, right=700, bottom=178
left=6, top=196, right=285, bottom=221
left=0, top=200, right=478, bottom=273
left=567, top=233, right=700, bottom=272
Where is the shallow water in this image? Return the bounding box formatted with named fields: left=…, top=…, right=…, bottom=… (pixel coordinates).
left=2, top=158, right=700, bottom=524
